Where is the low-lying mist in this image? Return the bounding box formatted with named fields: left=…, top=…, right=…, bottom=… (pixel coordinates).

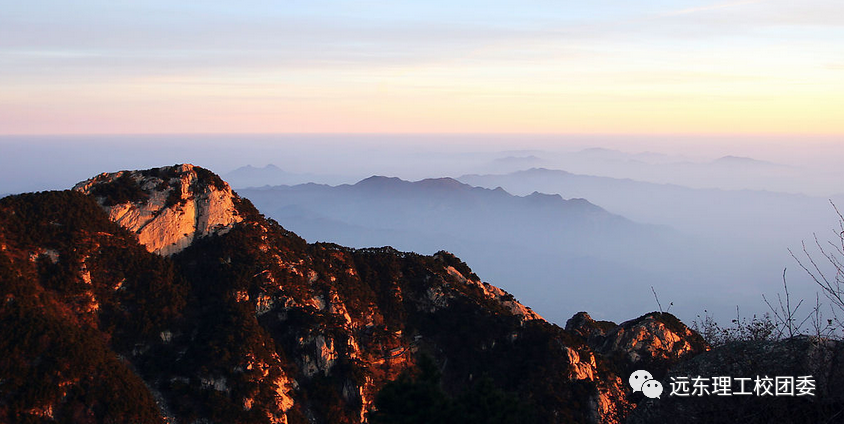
left=1, top=134, right=841, bottom=326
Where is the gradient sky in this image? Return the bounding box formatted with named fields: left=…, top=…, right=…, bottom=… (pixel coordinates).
left=2, top=0, right=842, bottom=134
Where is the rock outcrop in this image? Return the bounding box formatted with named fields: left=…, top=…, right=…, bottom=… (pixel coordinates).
left=589, top=312, right=709, bottom=377
left=74, top=164, right=242, bottom=256
left=0, top=165, right=712, bottom=424
left=627, top=336, right=844, bottom=423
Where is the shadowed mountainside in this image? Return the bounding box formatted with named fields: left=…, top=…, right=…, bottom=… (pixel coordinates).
left=0, top=164, right=709, bottom=424
left=239, top=177, right=719, bottom=323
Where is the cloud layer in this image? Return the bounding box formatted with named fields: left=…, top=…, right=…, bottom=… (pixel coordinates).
left=1, top=0, right=842, bottom=134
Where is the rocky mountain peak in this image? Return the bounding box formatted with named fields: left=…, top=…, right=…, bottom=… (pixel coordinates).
left=588, top=312, right=710, bottom=377
left=566, top=311, right=616, bottom=340
left=73, top=164, right=243, bottom=256
left=0, top=164, right=722, bottom=424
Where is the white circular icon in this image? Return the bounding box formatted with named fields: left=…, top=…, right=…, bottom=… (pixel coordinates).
left=629, top=370, right=654, bottom=392
left=642, top=380, right=663, bottom=399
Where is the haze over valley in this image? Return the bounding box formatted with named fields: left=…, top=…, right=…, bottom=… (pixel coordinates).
left=4, top=0, right=844, bottom=421
left=2, top=135, right=840, bottom=326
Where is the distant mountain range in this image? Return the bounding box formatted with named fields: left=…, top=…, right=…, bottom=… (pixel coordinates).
left=458, top=167, right=827, bottom=242
left=0, top=164, right=711, bottom=424
left=566, top=148, right=785, bottom=169
left=458, top=167, right=844, bottom=316
left=512, top=148, right=834, bottom=195
left=4, top=164, right=842, bottom=423
left=710, top=155, right=785, bottom=167
left=234, top=166, right=844, bottom=325
left=239, top=177, right=721, bottom=324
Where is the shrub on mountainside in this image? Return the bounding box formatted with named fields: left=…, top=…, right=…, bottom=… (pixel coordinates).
left=90, top=172, right=150, bottom=206
left=0, top=296, right=164, bottom=424
left=368, top=355, right=536, bottom=424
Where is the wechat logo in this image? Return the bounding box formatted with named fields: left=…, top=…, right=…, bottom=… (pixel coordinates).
left=629, top=370, right=663, bottom=399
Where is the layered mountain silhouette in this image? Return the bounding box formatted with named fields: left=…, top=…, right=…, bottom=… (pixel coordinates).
left=239, top=177, right=715, bottom=323
left=456, top=167, right=844, bottom=318
left=457, top=167, right=824, bottom=241
left=513, top=148, right=823, bottom=195
left=0, top=164, right=712, bottom=424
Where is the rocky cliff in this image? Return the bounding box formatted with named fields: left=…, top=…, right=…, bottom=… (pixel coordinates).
left=0, top=164, right=708, bottom=424
left=73, top=164, right=243, bottom=256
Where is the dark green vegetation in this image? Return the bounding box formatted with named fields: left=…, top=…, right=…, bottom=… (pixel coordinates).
left=0, top=192, right=170, bottom=423
left=0, top=166, right=710, bottom=424
left=89, top=172, right=150, bottom=206
left=368, top=355, right=537, bottom=424
left=627, top=336, right=844, bottom=424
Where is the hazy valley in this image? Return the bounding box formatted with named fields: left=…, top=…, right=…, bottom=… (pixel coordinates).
left=0, top=164, right=708, bottom=423
left=2, top=135, right=842, bottom=326
left=2, top=160, right=843, bottom=423
left=5, top=0, right=843, bottom=421
left=239, top=176, right=705, bottom=324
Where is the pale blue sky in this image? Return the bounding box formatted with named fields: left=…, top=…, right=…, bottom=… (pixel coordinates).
left=2, top=0, right=842, bottom=134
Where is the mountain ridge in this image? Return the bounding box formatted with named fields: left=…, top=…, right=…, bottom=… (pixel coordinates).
left=73, top=164, right=244, bottom=256
left=238, top=174, right=694, bottom=323
left=0, top=164, right=708, bottom=424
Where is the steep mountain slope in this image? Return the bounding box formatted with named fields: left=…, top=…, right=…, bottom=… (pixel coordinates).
left=238, top=177, right=704, bottom=323
left=0, top=165, right=707, bottom=424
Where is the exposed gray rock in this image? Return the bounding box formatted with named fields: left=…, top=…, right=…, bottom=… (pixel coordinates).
left=74, top=164, right=242, bottom=256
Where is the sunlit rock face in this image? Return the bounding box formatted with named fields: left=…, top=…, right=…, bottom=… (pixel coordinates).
left=570, top=311, right=709, bottom=379
left=0, top=165, right=718, bottom=424
left=563, top=311, right=709, bottom=423
left=74, top=164, right=242, bottom=256
left=628, top=336, right=844, bottom=424
left=438, top=255, right=543, bottom=322
left=602, top=313, right=708, bottom=364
